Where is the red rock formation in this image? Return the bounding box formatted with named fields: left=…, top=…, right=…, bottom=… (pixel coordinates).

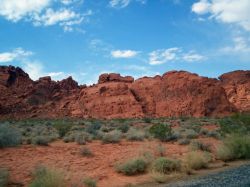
left=219, top=70, right=250, bottom=112
left=0, top=66, right=249, bottom=119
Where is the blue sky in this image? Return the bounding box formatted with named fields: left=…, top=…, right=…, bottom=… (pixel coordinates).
left=0, top=0, right=249, bottom=85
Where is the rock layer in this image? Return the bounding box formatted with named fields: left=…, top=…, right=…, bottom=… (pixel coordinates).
left=0, top=65, right=249, bottom=119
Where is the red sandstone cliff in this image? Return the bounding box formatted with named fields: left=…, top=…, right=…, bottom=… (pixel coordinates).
left=0, top=66, right=249, bottom=119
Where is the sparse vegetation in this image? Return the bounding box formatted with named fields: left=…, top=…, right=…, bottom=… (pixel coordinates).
left=155, top=144, right=166, bottom=157
left=116, top=158, right=147, bottom=176
left=29, top=166, right=65, bottom=187
left=152, top=157, right=181, bottom=174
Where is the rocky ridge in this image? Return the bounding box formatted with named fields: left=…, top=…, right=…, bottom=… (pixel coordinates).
left=0, top=65, right=249, bottom=119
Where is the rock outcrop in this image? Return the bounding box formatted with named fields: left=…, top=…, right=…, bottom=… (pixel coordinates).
left=0, top=65, right=249, bottom=119
left=219, top=70, right=250, bottom=112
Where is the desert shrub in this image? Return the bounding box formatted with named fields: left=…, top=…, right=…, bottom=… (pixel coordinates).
left=183, top=129, right=198, bottom=139
left=190, top=141, right=212, bottom=152
left=80, top=147, right=93, bottom=157
left=178, top=138, right=190, bottom=145
left=72, top=132, right=93, bottom=144
left=116, top=158, right=147, bottom=176
left=83, top=178, right=96, bottom=187
left=102, top=130, right=121, bottom=144
left=53, top=122, right=71, bottom=138
left=75, top=134, right=86, bottom=145
left=118, top=124, right=130, bottom=133
left=207, top=131, right=221, bottom=139
left=29, top=166, right=65, bottom=187
left=149, top=124, right=172, bottom=141
left=216, top=144, right=234, bottom=161
left=0, top=168, right=9, bottom=187
left=143, top=118, right=152, bottom=123
left=126, top=128, right=145, bottom=141
left=85, top=122, right=101, bottom=136
left=155, top=144, right=166, bottom=157
left=199, top=128, right=209, bottom=136
left=152, top=157, right=181, bottom=174
left=222, top=135, right=250, bottom=159
left=0, top=125, right=22, bottom=148
left=219, top=113, right=250, bottom=135
left=184, top=151, right=210, bottom=170
left=32, top=136, right=49, bottom=146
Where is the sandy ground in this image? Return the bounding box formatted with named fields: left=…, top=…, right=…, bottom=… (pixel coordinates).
left=0, top=138, right=219, bottom=187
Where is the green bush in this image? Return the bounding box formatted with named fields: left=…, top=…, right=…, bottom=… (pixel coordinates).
left=83, top=178, right=96, bottom=187
left=53, top=122, right=71, bottom=138
left=80, top=147, right=93, bottom=157
left=102, top=130, right=121, bottom=144
left=0, top=168, right=9, bottom=187
left=32, top=136, right=49, bottom=146
left=149, top=124, right=172, bottom=141
left=219, top=113, right=250, bottom=135
left=222, top=135, right=250, bottom=159
left=126, top=128, right=145, bottom=141
left=116, top=158, right=147, bottom=176
left=118, top=124, right=130, bottom=133
left=29, top=166, right=66, bottom=187
left=85, top=122, right=101, bottom=136
left=0, top=125, right=22, bottom=148
left=152, top=157, right=181, bottom=174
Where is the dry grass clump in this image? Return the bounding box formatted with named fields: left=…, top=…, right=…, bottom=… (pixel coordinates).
left=102, top=130, right=122, bottom=144
left=29, top=166, right=65, bottom=187
left=184, top=151, right=211, bottom=170
left=83, top=177, right=97, bottom=187
left=152, top=157, right=181, bottom=174
left=116, top=158, right=147, bottom=176
left=80, top=147, right=94, bottom=157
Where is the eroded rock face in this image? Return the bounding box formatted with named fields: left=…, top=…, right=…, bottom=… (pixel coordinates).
left=98, top=73, right=134, bottom=84
left=219, top=70, right=250, bottom=112
left=0, top=66, right=249, bottom=119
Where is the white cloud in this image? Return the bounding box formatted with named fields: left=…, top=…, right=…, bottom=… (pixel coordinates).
left=0, top=0, right=92, bottom=31
left=192, top=0, right=250, bottom=31
left=149, top=48, right=180, bottom=65
left=109, top=0, right=146, bottom=8
left=61, top=0, right=83, bottom=5
left=222, top=36, right=250, bottom=53
left=192, top=0, right=211, bottom=15
left=111, top=50, right=139, bottom=58
left=0, top=48, right=33, bottom=63
left=149, top=48, right=205, bottom=65
left=182, top=52, right=205, bottom=62
left=21, top=61, right=71, bottom=81
left=0, top=0, right=51, bottom=22
left=32, top=8, right=92, bottom=31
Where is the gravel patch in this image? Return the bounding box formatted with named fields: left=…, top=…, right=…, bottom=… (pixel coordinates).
left=165, top=164, right=250, bottom=187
